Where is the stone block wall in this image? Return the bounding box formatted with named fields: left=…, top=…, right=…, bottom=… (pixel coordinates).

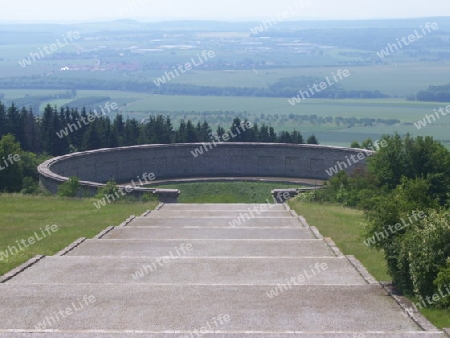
left=38, top=143, right=373, bottom=196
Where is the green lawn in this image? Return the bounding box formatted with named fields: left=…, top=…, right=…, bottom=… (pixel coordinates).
left=153, top=181, right=304, bottom=203
left=288, top=200, right=389, bottom=281
left=0, top=194, right=155, bottom=276
left=288, top=200, right=450, bottom=329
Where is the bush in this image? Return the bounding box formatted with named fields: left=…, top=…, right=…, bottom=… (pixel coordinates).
left=141, top=192, right=158, bottom=202
left=364, top=177, right=439, bottom=290
left=399, top=209, right=450, bottom=299
left=21, top=176, right=39, bottom=195
left=95, top=180, right=120, bottom=200
left=58, top=176, right=80, bottom=197
left=293, top=190, right=316, bottom=203
left=314, top=134, right=450, bottom=303
left=318, top=170, right=378, bottom=208
left=434, top=258, right=450, bottom=308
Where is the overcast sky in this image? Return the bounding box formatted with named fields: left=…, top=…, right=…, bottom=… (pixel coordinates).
left=3, top=0, right=450, bottom=22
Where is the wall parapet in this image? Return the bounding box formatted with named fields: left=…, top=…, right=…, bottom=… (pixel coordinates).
left=38, top=143, right=373, bottom=201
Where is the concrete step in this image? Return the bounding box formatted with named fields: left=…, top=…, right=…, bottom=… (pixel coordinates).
left=0, top=284, right=427, bottom=333
left=66, top=239, right=335, bottom=257
left=145, top=210, right=291, bottom=218
left=102, top=227, right=315, bottom=240
left=7, top=257, right=363, bottom=285
left=159, top=203, right=287, bottom=211
left=127, top=217, right=303, bottom=228
left=0, top=332, right=446, bottom=337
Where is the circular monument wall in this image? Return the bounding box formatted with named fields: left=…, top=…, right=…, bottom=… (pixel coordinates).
left=38, top=143, right=372, bottom=195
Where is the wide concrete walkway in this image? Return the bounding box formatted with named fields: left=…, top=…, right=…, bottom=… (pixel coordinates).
left=0, top=203, right=447, bottom=337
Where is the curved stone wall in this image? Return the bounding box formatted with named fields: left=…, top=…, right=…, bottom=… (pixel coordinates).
left=38, top=143, right=372, bottom=196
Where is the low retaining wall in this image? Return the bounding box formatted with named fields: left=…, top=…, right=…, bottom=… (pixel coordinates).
left=38, top=143, right=372, bottom=201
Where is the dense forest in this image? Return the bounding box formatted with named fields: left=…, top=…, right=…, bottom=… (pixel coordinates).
left=0, top=101, right=315, bottom=157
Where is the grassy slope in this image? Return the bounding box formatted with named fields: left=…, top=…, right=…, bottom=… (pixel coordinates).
left=0, top=194, right=155, bottom=276
left=288, top=200, right=389, bottom=281
left=288, top=200, right=450, bottom=329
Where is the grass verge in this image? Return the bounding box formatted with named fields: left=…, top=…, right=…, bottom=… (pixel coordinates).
left=288, top=200, right=389, bottom=281
left=0, top=194, right=156, bottom=276
left=288, top=199, right=450, bottom=329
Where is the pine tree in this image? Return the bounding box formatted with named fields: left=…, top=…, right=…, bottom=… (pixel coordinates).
left=175, top=120, right=188, bottom=143
left=125, top=118, right=140, bottom=146
left=0, top=101, right=6, bottom=138
left=186, top=120, right=198, bottom=142
left=307, top=135, right=319, bottom=144
left=23, top=109, right=41, bottom=153
left=7, top=103, right=24, bottom=146
left=40, top=104, right=56, bottom=154
left=0, top=134, right=24, bottom=192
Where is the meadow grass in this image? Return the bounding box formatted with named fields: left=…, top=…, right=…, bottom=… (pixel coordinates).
left=288, top=200, right=389, bottom=281
left=152, top=181, right=304, bottom=203
left=0, top=194, right=155, bottom=276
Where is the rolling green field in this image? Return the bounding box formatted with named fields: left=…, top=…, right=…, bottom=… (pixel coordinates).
left=2, top=59, right=450, bottom=147
left=163, top=63, right=450, bottom=96
left=2, top=87, right=448, bottom=146
left=13, top=88, right=440, bottom=124
left=4, top=61, right=450, bottom=95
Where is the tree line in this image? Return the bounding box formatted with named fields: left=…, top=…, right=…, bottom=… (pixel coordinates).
left=0, top=76, right=388, bottom=99
left=414, top=84, right=450, bottom=102
left=0, top=101, right=317, bottom=158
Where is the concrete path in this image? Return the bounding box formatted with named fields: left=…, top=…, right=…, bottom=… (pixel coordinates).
left=0, top=203, right=447, bottom=337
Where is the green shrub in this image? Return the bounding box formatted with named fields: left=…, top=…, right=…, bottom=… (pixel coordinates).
left=141, top=192, right=157, bottom=202
left=293, top=190, right=316, bottom=203
left=434, top=258, right=450, bottom=308
left=95, top=180, right=120, bottom=200
left=58, top=176, right=80, bottom=197
left=399, top=209, right=450, bottom=299
left=20, top=176, right=39, bottom=195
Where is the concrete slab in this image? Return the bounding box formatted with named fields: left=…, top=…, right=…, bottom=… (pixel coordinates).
left=160, top=203, right=287, bottom=211
left=127, top=217, right=303, bottom=228
left=102, top=227, right=315, bottom=240
left=65, top=239, right=335, bottom=257
left=0, top=284, right=424, bottom=332
left=8, top=257, right=364, bottom=285
left=145, top=210, right=290, bottom=218
left=0, top=333, right=446, bottom=338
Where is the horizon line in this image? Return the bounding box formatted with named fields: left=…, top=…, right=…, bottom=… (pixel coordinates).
left=1, top=15, right=449, bottom=25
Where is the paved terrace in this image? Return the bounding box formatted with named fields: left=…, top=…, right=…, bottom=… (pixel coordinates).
left=0, top=203, right=448, bottom=337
